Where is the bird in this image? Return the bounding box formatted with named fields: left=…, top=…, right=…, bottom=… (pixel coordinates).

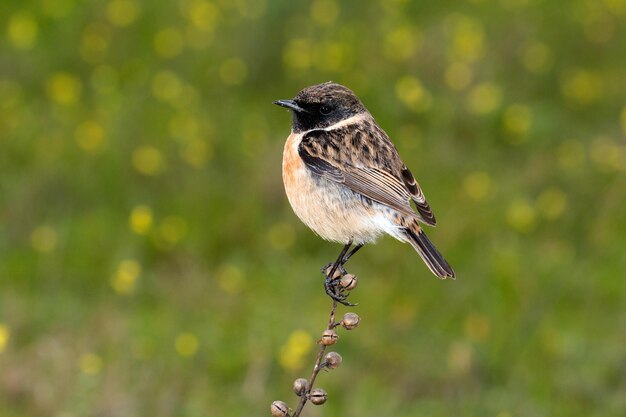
left=273, top=82, right=455, bottom=304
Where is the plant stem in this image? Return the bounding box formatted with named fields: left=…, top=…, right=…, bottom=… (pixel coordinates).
left=291, top=299, right=338, bottom=417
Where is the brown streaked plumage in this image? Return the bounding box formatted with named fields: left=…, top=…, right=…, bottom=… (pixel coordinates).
left=274, top=82, right=455, bottom=284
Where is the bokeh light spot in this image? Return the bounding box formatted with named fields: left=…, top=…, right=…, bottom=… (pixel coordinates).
left=445, top=62, right=472, bottom=91
left=80, top=23, right=111, bottom=64
left=283, top=39, right=313, bottom=70
left=175, top=332, right=199, bottom=357
left=590, top=136, right=626, bottom=172
left=8, top=13, right=38, bottom=50
left=310, top=0, right=339, bottom=25
left=448, top=341, right=472, bottom=375
left=106, top=0, right=141, bottom=27
left=217, top=263, right=245, bottom=295
left=463, top=171, right=492, bottom=201
left=446, top=15, right=485, bottom=62
left=0, top=324, right=9, bottom=353
left=154, top=28, right=184, bottom=58
left=503, top=104, right=532, bottom=140
left=521, top=41, right=552, bottom=74
left=395, top=76, right=432, bottom=113
left=132, top=146, right=166, bottom=176
left=152, top=70, right=183, bottom=101
left=506, top=199, right=536, bottom=233
left=279, top=330, right=313, bottom=371
left=186, top=0, right=221, bottom=31
left=111, top=259, right=141, bottom=295
left=75, top=120, right=106, bottom=154
left=31, top=226, right=58, bottom=253
left=80, top=353, right=103, bottom=374
left=219, top=57, right=248, bottom=85
left=267, top=222, right=295, bottom=251
left=384, top=25, right=422, bottom=61
left=536, top=188, right=568, bottom=220
left=466, top=83, right=502, bottom=115
left=560, top=69, right=603, bottom=106
left=158, top=216, right=188, bottom=247
left=180, top=138, right=213, bottom=168
left=46, top=72, right=82, bottom=105
left=129, top=205, right=153, bottom=235
left=464, top=313, right=491, bottom=342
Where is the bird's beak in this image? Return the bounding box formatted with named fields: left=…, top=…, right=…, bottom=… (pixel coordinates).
left=273, top=99, right=308, bottom=113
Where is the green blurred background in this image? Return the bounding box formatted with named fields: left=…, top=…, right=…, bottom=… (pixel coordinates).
left=1, top=0, right=625, bottom=416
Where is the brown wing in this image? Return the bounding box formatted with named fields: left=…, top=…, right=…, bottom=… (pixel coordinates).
left=299, top=120, right=437, bottom=225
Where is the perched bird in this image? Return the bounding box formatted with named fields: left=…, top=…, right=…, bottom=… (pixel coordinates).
left=274, top=82, right=455, bottom=303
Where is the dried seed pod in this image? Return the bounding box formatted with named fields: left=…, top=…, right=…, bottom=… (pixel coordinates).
left=270, top=400, right=290, bottom=417
left=320, top=329, right=338, bottom=345
left=341, top=312, right=361, bottom=330
left=324, top=265, right=342, bottom=280
left=309, top=388, right=328, bottom=405
left=324, top=351, right=342, bottom=369
left=293, top=378, right=307, bottom=396
left=339, top=273, right=357, bottom=290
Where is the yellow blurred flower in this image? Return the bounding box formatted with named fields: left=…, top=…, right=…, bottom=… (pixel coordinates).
left=503, top=104, right=532, bottom=140
left=106, top=0, right=141, bottom=27
left=158, top=216, right=188, bottom=247
left=185, top=0, right=221, bottom=31
left=180, top=138, right=213, bottom=168
left=279, top=330, right=313, bottom=371
left=310, top=0, right=339, bottom=25
left=46, top=72, right=82, bottom=106
left=445, top=62, right=472, bottom=91
left=151, top=70, right=182, bottom=102
left=267, top=222, right=295, bottom=251
left=463, top=171, right=492, bottom=201
left=603, top=0, right=626, bottom=15
left=80, top=23, right=111, bottom=64
left=8, top=13, right=38, bottom=50
left=80, top=353, right=103, bottom=374
left=175, top=332, right=199, bottom=357
left=384, top=25, right=422, bottom=62
left=132, top=146, right=166, bottom=175
left=217, top=263, right=245, bottom=295
left=506, top=199, right=536, bottom=233
left=589, top=137, right=626, bottom=172
left=283, top=39, right=313, bottom=70
left=464, top=313, right=491, bottom=342
left=448, top=341, right=472, bottom=375
left=111, top=259, right=141, bottom=295
left=520, top=41, right=552, bottom=74
left=446, top=14, right=485, bottom=63
left=536, top=188, right=568, bottom=220
left=219, top=57, right=248, bottom=85
left=315, top=42, right=351, bottom=73
left=129, top=205, right=153, bottom=235
left=466, top=83, right=502, bottom=115
left=31, top=226, right=58, bottom=253
left=0, top=324, right=9, bottom=353
left=395, top=76, right=432, bottom=113
left=154, top=27, right=184, bottom=58
left=75, top=120, right=106, bottom=154
left=560, top=69, right=603, bottom=106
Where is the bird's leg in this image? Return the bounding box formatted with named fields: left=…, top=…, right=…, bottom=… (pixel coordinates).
left=341, top=243, right=363, bottom=265
left=323, top=242, right=356, bottom=306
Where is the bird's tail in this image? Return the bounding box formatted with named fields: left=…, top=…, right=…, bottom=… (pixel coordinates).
left=403, top=223, right=455, bottom=279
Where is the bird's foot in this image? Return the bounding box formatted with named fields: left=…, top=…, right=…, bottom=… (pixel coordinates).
left=322, top=265, right=357, bottom=307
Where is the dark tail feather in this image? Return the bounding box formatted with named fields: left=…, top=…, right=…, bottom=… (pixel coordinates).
left=404, top=227, right=456, bottom=279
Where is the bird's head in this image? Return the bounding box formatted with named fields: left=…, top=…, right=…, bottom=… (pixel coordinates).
left=274, top=82, right=366, bottom=133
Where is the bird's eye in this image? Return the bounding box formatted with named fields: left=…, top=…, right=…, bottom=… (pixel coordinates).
left=319, top=105, right=332, bottom=115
